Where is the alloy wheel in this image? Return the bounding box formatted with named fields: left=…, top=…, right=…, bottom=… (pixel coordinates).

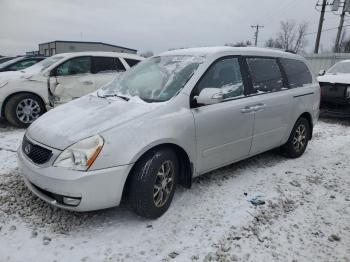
left=153, top=160, right=175, bottom=208
left=16, top=98, right=41, bottom=124
left=293, top=124, right=307, bottom=153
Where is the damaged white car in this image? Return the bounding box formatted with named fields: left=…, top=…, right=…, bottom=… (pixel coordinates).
left=18, top=47, right=320, bottom=218
left=0, top=52, right=143, bottom=127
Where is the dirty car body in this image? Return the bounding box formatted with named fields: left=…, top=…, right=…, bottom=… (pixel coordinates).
left=18, top=47, right=320, bottom=217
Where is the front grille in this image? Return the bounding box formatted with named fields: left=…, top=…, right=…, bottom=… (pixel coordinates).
left=22, top=136, right=52, bottom=165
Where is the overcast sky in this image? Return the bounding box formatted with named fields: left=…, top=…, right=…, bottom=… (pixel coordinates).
left=0, top=0, right=348, bottom=56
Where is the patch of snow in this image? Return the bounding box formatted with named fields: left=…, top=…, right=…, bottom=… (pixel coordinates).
left=0, top=119, right=349, bottom=261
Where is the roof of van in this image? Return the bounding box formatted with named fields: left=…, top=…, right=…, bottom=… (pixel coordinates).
left=160, top=46, right=301, bottom=59
left=51, top=51, right=143, bottom=60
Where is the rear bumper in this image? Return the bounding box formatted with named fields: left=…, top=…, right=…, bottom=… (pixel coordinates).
left=320, top=106, right=350, bottom=118
left=18, top=147, right=132, bottom=211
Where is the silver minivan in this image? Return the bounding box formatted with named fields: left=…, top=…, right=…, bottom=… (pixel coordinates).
left=18, top=47, right=320, bottom=218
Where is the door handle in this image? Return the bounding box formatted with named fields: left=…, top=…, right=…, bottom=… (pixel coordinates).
left=82, top=80, right=94, bottom=85
left=240, top=106, right=254, bottom=113
left=252, top=103, right=266, bottom=111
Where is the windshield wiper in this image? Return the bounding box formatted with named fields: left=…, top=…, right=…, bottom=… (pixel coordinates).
left=97, top=93, right=129, bottom=101
left=140, top=97, right=165, bottom=103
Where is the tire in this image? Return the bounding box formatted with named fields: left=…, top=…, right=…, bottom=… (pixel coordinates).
left=281, top=117, right=310, bottom=158
left=125, top=148, right=179, bottom=219
left=4, top=93, right=45, bottom=128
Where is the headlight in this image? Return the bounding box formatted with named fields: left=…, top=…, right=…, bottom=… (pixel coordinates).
left=0, top=81, right=8, bottom=88
left=53, top=135, right=104, bottom=171
left=346, top=87, right=350, bottom=98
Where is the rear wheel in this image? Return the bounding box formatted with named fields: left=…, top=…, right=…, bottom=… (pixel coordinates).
left=4, top=93, right=45, bottom=128
left=125, top=148, right=179, bottom=219
left=281, top=117, right=310, bottom=158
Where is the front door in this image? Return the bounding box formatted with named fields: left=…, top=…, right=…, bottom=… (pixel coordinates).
left=50, top=56, right=95, bottom=104
left=91, top=56, right=127, bottom=89
left=191, top=57, right=255, bottom=173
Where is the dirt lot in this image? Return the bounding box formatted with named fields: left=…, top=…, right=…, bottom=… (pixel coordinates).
left=0, top=118, right=349, bottom=262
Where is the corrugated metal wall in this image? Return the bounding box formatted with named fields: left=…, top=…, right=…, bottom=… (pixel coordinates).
left=305, top=53, right=350, bottom=74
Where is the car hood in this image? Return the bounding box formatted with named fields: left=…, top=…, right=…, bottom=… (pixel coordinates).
left=0, top=71, right=24, bottom=82
left=27, top=94, right=164, bottom=150
left=317, top=73, right=350, bottom=85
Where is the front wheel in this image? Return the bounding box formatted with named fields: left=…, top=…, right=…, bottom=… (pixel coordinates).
left=4, top=93, right=45, bottom=128
left=125, top=148, right=179, bottom=219
left=281, top=117, right=310, bottom=158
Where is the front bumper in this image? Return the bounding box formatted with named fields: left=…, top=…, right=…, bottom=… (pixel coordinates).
left=17, top=147, right=132, bottom=211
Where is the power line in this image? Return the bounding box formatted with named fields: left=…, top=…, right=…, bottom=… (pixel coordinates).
left=305, top=24, right=350, bottom=36
left=257, top=24, right=350, bottom=46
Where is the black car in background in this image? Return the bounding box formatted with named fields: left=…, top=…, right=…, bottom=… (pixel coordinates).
left=0, top=56, right=45, bottom=72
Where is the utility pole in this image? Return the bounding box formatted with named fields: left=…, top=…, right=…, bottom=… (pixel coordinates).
left=314, top=0, right=327, bottom=53
left=251, top=24, right=264, bottom=46
left=335, top=0, right=348, bottom=52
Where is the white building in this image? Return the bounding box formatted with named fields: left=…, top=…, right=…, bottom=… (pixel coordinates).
left=38, top=40, right=137, bottom=56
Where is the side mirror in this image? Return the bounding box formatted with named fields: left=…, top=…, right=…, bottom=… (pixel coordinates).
left=195, top=88, right=224, bottom=105
left=318, top=69, right=326, bottom=76
left=49, top=69, right=56, bottom=77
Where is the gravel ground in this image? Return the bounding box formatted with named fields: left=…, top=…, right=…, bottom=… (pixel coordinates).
left=0, top=118, right=349, bottom=261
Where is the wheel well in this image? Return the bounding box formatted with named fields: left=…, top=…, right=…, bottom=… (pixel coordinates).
left=122, top=143, right=193, bottom=200
left=1, top=92, right=46, bottom=117
left=299, top=112, right=313, bottom=139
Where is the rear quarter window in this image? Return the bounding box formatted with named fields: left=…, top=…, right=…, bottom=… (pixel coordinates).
left=246, top=57, right=285, bottom=93
left=280, top=58, right=312, bottom=88
left=124, top=58, right=141, bottom=67
left=92, top=57, right=118, bottom=73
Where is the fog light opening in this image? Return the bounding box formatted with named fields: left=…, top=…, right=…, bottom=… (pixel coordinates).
left=62, top=196, right=81, bottom=206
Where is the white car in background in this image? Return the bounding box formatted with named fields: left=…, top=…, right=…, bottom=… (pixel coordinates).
left=0, top=52, right=143, bottom=127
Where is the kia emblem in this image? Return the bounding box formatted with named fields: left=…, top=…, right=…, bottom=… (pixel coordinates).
left=24, top=144, right=31, bottom=155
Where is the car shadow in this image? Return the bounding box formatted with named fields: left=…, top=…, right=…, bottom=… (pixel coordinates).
left=0, top=117, right=24, bottom=131
left=2, top=148, right=288, bottom=235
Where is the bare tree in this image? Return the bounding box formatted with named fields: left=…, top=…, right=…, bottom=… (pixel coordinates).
left=225, top=40, right=252, bottom=47
left=277, top=20, right=297, bottom=51
left=338, top=30, right=350, bottom=53
left=139, top=51, right=154, bottom=58
left=265, top=19, right=308, bottom=53
left=293, top=22, right=309, bottom=53
left=265, top=37, right=283, bottom=49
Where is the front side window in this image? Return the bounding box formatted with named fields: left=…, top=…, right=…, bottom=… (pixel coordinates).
left=280, top=58, right=312, bottom=88
left=246, top=57, right=284, bottom=93
left=55, top=56, right=91, bottom=76
left=8, top=59, right=38, bottom=71
left=98, top=55, right=204, bottom=102
left=195, top=57, right=244, bottom=100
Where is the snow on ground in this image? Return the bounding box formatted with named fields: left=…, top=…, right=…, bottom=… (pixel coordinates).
left=0, top=119, right=349, bottom=262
